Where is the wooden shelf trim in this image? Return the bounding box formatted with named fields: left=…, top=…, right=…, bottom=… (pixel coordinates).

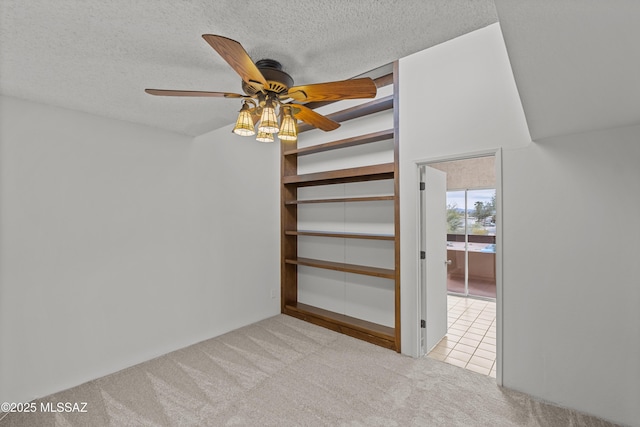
left=284, top=129, right=394, bottom=157
left=285, top=230, right=394, bottom=240
left=285, top=257, right=395, bottom=279
left=298, top=95, right=394, bottom=133
left=283, top=163, right=394, bottom=187
left=285, top=195, right=394, bottom=205
left=284, top=303, right=396, bottom=349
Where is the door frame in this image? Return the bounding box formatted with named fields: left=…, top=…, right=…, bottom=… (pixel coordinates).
left=415, top=148, right=503, bottom=385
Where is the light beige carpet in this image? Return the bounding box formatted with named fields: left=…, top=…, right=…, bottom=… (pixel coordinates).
left=1, top=315, right=617, bottom=426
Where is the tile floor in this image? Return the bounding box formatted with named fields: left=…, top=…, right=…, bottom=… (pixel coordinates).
left=427, top=295, right=497, bottom=377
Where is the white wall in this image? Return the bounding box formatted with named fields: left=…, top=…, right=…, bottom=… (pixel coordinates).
left=502, top=124, right=640, bottom=426
left=399, top=22, right=640, bottom=426
left=189, top=121, right=280, bottom=333
left=398, top=23, right=530, bottom=357
left=0, top=96, right=280, bottom=403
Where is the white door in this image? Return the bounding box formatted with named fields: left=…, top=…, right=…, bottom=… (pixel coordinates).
left=421, top=165, right=448, bottom=353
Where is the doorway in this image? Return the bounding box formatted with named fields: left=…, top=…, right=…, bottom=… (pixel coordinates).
left=419, top=153, right=501, bottom=380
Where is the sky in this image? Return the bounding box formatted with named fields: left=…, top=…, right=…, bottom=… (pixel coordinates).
left=447, top=189, right=495, bottom=212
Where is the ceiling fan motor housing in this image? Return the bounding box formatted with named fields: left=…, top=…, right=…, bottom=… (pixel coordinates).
left=242, top=59, right=293, bottom=95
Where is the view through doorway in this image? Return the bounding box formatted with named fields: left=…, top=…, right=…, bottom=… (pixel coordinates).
left=423, top=154, right=498, bottom=378
left=446, top=187, right=497, bottom=299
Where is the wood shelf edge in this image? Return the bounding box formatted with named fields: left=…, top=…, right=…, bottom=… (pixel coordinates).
left=285, top=257, right=395, bottom=279
left=284, top=303, right=396, bottom=347
left=283, top=163, right=395, bottom=186
left=285, top=195, right=395, bottom=205
left=285, top=230, right=395, bottom=240
left=298, top=96, right=394, bottom=133
left=284, top=129, right=394, bottom=156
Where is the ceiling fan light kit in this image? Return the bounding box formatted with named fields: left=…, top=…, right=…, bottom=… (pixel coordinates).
left=278, top=106, right=298, bottom=142
left=145, top=34, right=378, bottom=143
left=256, top=130, right=275, bottom=143
left=232, top=100, right=256, bottom=136
left=257, top=95, right=280, bottom=134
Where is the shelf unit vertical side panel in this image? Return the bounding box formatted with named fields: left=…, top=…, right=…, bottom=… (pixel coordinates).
left=393, top=61, right=402, bottom=353
left=282, top=141, right=298, bottom=311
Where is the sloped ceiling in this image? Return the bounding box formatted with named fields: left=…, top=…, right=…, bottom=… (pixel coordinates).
left=0, top=0, right=497, bottom=136
left=494, top=0, right=640, bottom=141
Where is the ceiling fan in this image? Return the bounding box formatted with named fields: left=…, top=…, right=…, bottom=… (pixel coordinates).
left=145, top=35, right=377, bottom=142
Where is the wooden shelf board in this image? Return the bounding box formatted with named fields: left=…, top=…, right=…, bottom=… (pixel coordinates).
left=285, top=230, right=395, bottom=241
left=284, top=303, right=395, bottom=347
left=284, top=129, right=394, bottom=156
left=298, top=95, right=394, bottom=133
left=285, top=257, right=395, bottom=279
left=285, top=195, right=394, bottom=205
left=283, top=163, right=394, bottom=187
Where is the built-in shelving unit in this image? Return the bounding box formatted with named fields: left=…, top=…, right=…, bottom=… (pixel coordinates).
left=281, top=65, right=400, bottom=352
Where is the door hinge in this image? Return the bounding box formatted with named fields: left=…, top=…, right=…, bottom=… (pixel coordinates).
left=420, top=251, right=426, bottom=259
left=419, top=182, right=425, bottom=191
left=420, top=319, right=426, bottom=328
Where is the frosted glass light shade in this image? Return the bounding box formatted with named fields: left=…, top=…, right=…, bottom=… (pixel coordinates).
left=256, top=130, right=274, bottom=143
left=232, top=108, right=255, bottom=136
left=278, top=114, right=298, bottom=141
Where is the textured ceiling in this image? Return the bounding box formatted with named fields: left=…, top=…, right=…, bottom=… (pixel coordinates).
left=494, top=0, right=640, bottom=141
left=0, top=0, right=497, bottom=136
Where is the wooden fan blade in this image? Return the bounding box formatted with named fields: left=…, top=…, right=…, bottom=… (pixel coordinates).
left=202, top=34, right=267, bottom=90
left=145, top=89, right=244, bottom=98
left=293, top=104, right=340, bottom=131
left=287, top=77, right=377, bottom=102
